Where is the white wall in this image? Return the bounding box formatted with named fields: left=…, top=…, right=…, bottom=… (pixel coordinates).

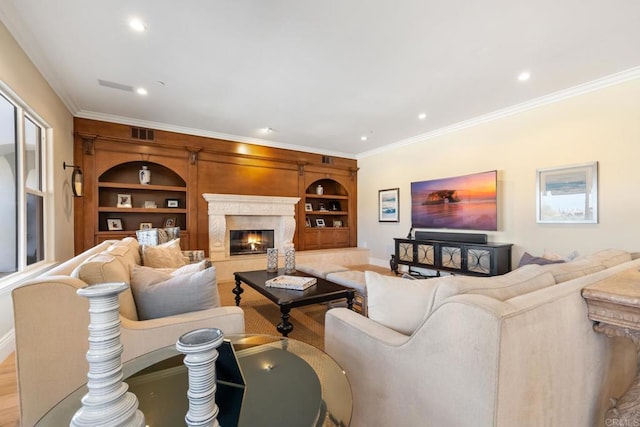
left=358, top=78, right=640, bottom=267
left=0, top=20, right=74, bottom=360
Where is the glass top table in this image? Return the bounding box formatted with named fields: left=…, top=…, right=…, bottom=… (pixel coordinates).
left=36, top=334, right=352, bottom=426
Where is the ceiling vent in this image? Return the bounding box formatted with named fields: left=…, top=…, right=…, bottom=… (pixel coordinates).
left=131, top=127, right=154, bottom=141
left=97, top=79, right=133, bottom=92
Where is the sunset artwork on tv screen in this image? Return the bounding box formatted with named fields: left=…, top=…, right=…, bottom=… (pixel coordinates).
left=411, top=170, right=497, bottom=231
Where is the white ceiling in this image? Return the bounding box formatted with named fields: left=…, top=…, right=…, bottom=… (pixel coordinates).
left=1, top=1, right=639, bottom=159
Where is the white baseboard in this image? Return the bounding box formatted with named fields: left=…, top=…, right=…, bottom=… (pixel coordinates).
left=0, top=329, right=15, bottom=364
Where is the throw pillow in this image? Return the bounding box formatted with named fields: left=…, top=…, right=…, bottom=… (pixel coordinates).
left=366, top=271, right=454, bottom=335
left=142, top=238, right=186, bottom=268
left=517, top=252, right=565, bottom=268
left=129, top=264, right=220, bottom=320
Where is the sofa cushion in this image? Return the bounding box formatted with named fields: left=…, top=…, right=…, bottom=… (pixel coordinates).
left=141, top=239, right=186, bottom=268
left=437, top=265, right=556, bottom=302
left=540, top=258, right=606, bottom=283
left=365, top=271, right=454, bottom=335
left=297, top=263, right=350, bottom=278
left=581, top=249, right=631, bottom=268
left=70, top=251, right=139, bottom=321
left=129, top=265, right=220, bottom=320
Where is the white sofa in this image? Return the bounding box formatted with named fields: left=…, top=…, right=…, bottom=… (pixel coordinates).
left=325, top=249, right=638, bottom=426
left=12, top=238, right=245, bottom=426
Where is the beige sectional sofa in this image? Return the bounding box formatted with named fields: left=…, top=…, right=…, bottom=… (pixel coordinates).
left=325, top=249, right=638, bottom=426
left=12, top=238, right=245, bottom=426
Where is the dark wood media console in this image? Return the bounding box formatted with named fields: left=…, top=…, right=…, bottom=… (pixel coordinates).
left=391, top=232, right=512, bottom=277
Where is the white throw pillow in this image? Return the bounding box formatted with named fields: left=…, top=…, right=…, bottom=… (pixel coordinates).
left=142, top=238, right=186, bottom=268
left=129, top=264, right=219, bottom=320
left=365, top=271, right=454, bottom=336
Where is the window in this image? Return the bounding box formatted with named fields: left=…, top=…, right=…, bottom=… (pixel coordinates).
left=0, top=86, right=48, bottom=277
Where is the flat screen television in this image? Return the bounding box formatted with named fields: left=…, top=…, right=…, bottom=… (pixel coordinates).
left=411, top=170, right=497, bottom=231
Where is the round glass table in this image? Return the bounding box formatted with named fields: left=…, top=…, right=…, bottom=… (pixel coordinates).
left=36, top=334, right=352, bottom=426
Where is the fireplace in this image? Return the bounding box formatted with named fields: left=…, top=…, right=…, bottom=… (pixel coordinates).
left=229, top=229, right=274, bottom=256
left=202, top=194, right=300, bottom=261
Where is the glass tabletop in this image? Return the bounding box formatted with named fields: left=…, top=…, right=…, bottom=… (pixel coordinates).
left=36, top=334, right=352, bottom=426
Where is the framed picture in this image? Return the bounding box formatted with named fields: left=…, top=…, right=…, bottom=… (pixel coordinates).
left=166, top=198, right=179, bottom=208
left=315, top=218, right=326, bottom=227
left=379, top=188, right=399, bottom=222
left=107, top=218, right=123, bottom=231
left=143, top=200, right=157, bottom=209
left=116, top=194, right=132, bottom=208
left=139, top=222, right=153, bottom=230
left=305, top=217, right=312, bottom=227
left=536, top=162, right=598, bottom=223
left=163, top=217, right=177, bottom=228
left=333, top=220, right=343, bottom=228
left=304, top=203, right=313, bottom=212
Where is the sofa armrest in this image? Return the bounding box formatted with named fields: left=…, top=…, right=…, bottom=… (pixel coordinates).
left=120, top=306, right=245, bottom=361
left=325, top=307, right=409, bottom=348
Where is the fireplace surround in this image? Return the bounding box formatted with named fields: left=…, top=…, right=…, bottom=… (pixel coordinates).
left=203, top=194, right=300, bottom=261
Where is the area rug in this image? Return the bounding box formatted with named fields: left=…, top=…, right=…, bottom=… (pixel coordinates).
left=218, top=280, right=327, bottom=350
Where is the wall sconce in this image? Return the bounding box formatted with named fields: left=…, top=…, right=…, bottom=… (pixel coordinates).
left=63, top=161, right=84, bottom=197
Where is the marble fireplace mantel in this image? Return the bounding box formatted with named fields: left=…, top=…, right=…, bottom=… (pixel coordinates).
left=202, top=194, right=301, bottom=261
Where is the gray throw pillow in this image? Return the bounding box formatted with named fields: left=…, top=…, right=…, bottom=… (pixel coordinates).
left=517, top=252, right=565, bottom=268
left=130, top=264, right=219, bottom=320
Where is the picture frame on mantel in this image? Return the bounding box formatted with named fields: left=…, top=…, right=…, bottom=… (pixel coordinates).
left=536, top=161, right=598, bottom=224
left=379, top=188, right=399, bottom=222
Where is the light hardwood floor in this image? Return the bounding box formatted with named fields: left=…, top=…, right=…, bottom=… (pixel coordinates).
left=0, top=264, right=393, bottom=426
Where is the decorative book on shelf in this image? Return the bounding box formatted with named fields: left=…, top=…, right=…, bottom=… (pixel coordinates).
left=265, top=275, right=317, bottom=291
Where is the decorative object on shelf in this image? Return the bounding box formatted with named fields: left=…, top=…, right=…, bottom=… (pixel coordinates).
left=378, top=188, right=399, bottom=222
left=536, top=161, right=598, bottom=224
left=139, top=165, right=151, bottom=185
left=63, top=161, right=84, bottom=197
left=107, top=218, right=124, bottom=231
left=315, top=218, right=326, bottom=228
left=305, top=217, right=311, bottom=227
left=266, top=248, right=278, bottom=272
left=319, top=203, right=327, bottom=211
left=163, top=217, right=177, bottom=228
left=333, top=220, right=343, bottom=228
left=316, top=184, right=323, bottom=195
left=166, top=198, right=180, bottom=208
left=176, top=328, right=225, bottom=427
left=143, top=200, right=157, bottom=208
left=304, top=203, right=313, bottom=212
left=117, top=193, right=132, bottom=208
left=330, top=201, right=341, bottom=211
left=284, top=243, right=296, bottom=274
left=139, top=222, right=153, bottom=230
left=71, top=282, right=145, bottom=427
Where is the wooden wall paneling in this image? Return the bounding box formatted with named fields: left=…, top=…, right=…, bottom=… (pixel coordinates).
left=73, top=117, right=358, bottom=255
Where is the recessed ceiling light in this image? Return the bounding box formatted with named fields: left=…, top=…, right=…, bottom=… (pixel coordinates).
left=361, top=136, right=367, bottom=141
left=129, top=18, right=146, bottom=32
left=136, top=87, right=148, bottom=95
left=518, top=71, right=531, bottom=82
left=262, top=127, right=273, bottom=134
left=418, top=113, right=427, bottom=120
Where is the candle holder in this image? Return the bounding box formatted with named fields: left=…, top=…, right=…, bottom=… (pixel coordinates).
left=176, top=328, right=225, bottom=427
left=284, top=244, right=296, bottom=274
left=71, top=282, right=145, bottom=427
left=266, top=248, right=278, bottom=272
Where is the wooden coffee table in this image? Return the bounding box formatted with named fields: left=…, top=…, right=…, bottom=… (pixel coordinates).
left=234, top=269, right=355, bottom=337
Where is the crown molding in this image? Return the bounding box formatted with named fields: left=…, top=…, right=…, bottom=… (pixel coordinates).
left=357, top=67, right=640, bottom=160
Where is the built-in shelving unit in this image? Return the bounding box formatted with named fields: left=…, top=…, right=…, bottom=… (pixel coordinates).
left=96, top=161, right=188, bottom=241
left=303, top=179, right=351, bottom=250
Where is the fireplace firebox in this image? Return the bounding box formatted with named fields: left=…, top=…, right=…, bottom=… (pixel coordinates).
left=229, top=229, right=275, bottom=256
